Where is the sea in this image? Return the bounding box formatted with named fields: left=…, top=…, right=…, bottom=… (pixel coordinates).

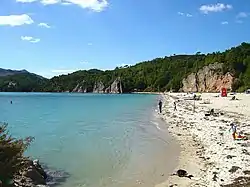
left=0, top=93, right=179, bottom=187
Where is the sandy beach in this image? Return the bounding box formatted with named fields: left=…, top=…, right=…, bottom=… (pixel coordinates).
left=156, top=92, right=250, bottom=187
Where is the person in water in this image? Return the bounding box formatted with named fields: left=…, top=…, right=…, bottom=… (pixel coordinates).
left=158, top=100, right=163, bottom=113
left=10, top=101, right=13, bottom=104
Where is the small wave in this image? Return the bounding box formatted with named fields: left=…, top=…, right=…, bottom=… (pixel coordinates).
left=151, top=121, right=161, bottom=130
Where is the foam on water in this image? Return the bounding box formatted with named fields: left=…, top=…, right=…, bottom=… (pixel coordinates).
left=0, top=93, right=179, bottom=187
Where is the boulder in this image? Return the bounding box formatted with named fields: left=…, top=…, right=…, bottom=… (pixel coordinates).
left=23, top=167, right=46, bottom=185
left=13, top=159, right=47, bottom=187
left=33, top=160, right=47, bottom=180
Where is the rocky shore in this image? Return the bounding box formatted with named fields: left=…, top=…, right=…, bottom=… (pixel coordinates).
left=12, top=160, right=69, bottom=187
left=156, top=93, right=250, bottom=187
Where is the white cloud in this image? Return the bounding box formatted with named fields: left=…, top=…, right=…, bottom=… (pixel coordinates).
left=80, top=61, right=89, bottom=65
left=87, top=42, right=93, bottom=46
left=237, top=12, right=249, bottom=18
left=62, top=2, right=71, bottom=5
left=221, top=21, right=229, bottom=25
left=38, top=22, right=51, bottom=28
left=178, top=12, right=184, bottom=16
left=40, top=0, right=60, bottom=5
left=16, top=0, right=37, bottom=2
left=178, top=12, right=193, bottom=17
left=0, top=14, right=34, bottom=26
left=16, top=0, right=59, bottom=4
left=16, top=0, right=108, bottom=12
left=200, top=3, right=232, bottom=14
left=21, top=36, right=41, bottom=43
left=63, top=0, right=108, bottom=12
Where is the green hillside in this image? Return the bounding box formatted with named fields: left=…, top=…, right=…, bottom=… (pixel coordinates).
left=1, top=42, right=250, bottom=92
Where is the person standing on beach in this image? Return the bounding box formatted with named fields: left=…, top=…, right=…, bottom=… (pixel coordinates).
left=158, top=100, right=163, bottom=113
left=174, top=101, right=177, bottom=111
left=229, top=122, right=237, bottom=140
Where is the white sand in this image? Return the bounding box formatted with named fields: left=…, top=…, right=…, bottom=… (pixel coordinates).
left=155, top=93, right=250, bottom=187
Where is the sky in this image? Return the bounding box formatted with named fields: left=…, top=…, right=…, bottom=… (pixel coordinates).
left=0, top=0, right=250, bottom=78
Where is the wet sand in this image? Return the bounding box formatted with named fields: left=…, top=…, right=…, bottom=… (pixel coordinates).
left=110, top=111, right=180, bottom=187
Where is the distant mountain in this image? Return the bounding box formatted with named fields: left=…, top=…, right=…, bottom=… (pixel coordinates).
left=0, top=68, right=29, bottom=77
left=0, top=68, right=45, bottom=79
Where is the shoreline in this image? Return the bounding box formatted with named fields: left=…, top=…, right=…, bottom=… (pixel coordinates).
left=0, top=91, right=162, bottom=94
left=156, top=92, right=250, bottom=187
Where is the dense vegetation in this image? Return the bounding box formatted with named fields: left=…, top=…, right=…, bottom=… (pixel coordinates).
left=0, top=42, right=250, bottom=92
left=0, top=123, right=33, bottom=187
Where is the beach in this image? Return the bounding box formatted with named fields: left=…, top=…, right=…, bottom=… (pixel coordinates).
left=156, top=92, right=250, bottom=187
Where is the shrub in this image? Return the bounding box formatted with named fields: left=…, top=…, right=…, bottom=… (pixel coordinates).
left=0, top=123, right=33, bottom=186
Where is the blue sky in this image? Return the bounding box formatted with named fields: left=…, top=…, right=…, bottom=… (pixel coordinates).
left=0, top=0, right=250, bottom=78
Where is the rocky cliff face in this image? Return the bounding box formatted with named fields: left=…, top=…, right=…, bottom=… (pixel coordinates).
left=93, top=81, right=105, bottom=93
left=182, top=63, right=234, bottom=92
left=71, top=77, right=123, bottom=94
left=105, top=77, right=123, bottom=94
left=72, top=81, right=87, bottom=93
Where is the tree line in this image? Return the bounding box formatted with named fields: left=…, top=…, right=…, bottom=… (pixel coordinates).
left=0, top=42, right=250, bottom=92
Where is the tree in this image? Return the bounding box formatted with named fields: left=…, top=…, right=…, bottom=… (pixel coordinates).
left=1, top=43, right=250, bottom=92
left=0, top=123, right=33, bottom=187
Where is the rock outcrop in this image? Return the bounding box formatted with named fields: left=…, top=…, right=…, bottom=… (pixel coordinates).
left=105, top=77, right=123, bottom=94
left=182, top=63, right=234, bottom=92
left=71, top=78, right=123, bottom=94
left=13, top=159, right=70, bottom=187
left=14, top=159, right=47, bottom=187
left=8, top=81, right=17, bottom=88
left=93, top=81, right=105, bottom=93
left=72, top=81, right=87, bottom=93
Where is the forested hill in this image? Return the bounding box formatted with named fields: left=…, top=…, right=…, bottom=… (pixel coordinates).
left=0, top=42, right=250, bottom=93
left=0, top=68, right=28, bottom=77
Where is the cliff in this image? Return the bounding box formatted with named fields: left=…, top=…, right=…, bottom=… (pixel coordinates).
left=71, top=77, right=123, bottom=94
left=93, top=81, right=105, bottom=93
left=72, top=81, right=87, bottom=93
left=182, top=63, right=234, bottom=92
left=105, top=77, right=123, bottom=94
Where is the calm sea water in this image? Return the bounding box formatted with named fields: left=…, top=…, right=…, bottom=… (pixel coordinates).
left=0, top=93, right=178, bottom=187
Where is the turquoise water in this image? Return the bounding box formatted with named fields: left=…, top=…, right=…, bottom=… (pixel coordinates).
left=0, top=93, right=178, bottom=187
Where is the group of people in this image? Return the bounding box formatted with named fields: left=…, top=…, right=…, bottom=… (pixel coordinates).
left=158, top=99, right=177, bottom=113
left=229, top=122, right=247, bottom=140
left=157, top=98, right=245, bottom=141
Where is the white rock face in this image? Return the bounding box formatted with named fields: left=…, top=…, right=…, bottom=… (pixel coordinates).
left=93, top=81, right=105, bottom=93
left=105, top=77, right=123, bottom=94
